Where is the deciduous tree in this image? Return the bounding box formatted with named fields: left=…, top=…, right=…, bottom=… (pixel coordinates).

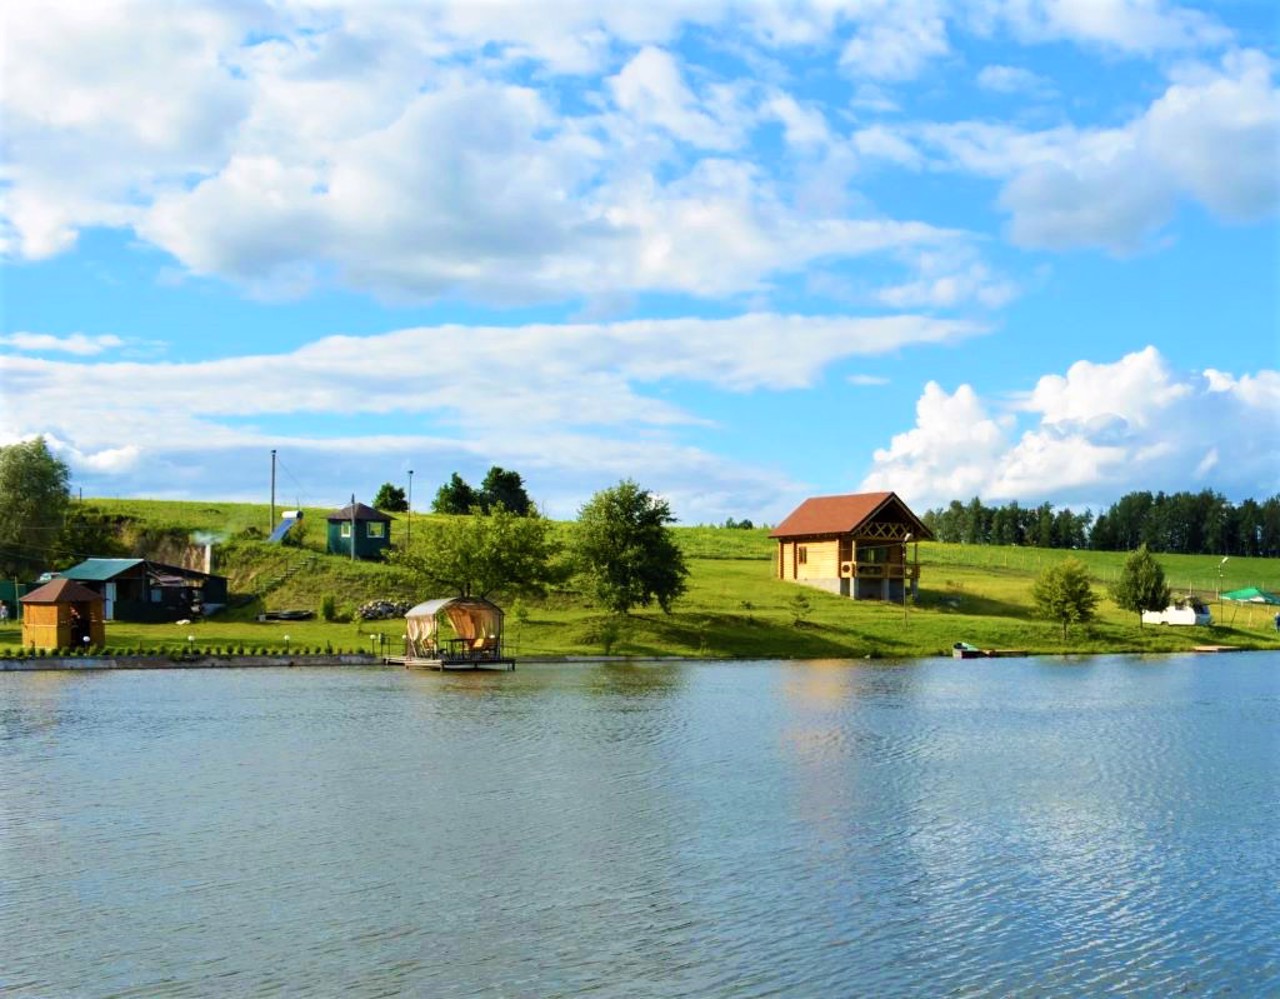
left=393, top=504, right=559, bottom=599
left=574, top=480, right=688, bottom=614
left=1109, top=544, right=1171, bottom=628
left=0, top=437, right=70, bottom=577
left=1031, top=557, right=1099, bottom=640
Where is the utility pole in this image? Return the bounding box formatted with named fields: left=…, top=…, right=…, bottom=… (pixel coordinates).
left=270, top=449, right=277, bottom=531
left=407, top=469, right=414, bottom=549
left=350, top=493, right=357, bottom=562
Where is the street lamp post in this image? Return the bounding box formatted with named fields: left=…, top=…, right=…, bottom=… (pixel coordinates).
left=902, top=532, right=913, bottom=626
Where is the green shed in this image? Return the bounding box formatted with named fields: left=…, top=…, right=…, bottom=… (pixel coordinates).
left=327, top=501, right=393, bottom=559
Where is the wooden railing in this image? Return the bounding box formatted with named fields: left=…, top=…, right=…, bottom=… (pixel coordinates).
left=852, top=563, right=919, bottom=580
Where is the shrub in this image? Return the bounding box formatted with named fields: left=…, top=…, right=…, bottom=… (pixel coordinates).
left=320, top=594, right=337, bottom=622
left=790, top=591, right=811, bottom=627
left=585, top=616, right=622, bottom=655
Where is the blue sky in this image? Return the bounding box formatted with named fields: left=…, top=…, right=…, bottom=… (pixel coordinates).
left=1, top=0, right=1277, bottom=524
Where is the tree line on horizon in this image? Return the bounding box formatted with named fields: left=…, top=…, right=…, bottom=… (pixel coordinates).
left=922, top=489, right=1280, bottom=557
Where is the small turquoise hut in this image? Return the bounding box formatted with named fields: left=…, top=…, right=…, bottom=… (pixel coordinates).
left=326, top=501, right=393, bottom=560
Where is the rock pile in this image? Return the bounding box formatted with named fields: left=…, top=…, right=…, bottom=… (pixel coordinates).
left=356, top=599, right=413, bottom=620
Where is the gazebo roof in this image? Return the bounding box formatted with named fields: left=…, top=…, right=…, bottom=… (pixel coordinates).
left=20, top=577, right=105, bottom=605
left=406, top=596, right=503, bottom=619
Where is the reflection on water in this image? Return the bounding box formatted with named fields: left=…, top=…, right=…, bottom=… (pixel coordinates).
left=2, top=656, right=1277, bottom=997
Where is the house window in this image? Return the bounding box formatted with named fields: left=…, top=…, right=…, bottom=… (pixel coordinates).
left=340, top=523, right=352, bottom=538
left=797, top=545, right=808, bottom=564
left=367, top=522, right=385, bottom=539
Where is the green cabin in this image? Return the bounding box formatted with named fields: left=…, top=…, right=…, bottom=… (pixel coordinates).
left=326, top=502, right=393, bottom=560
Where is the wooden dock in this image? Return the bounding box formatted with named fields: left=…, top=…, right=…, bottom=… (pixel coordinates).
left=386, top=655, right=516, bottom=672
left=952, top=644, right=1028, bottom=659
left=1192, top=645, right=1241, bottom=654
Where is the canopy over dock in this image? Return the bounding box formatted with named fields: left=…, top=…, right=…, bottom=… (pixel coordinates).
left=401, top=596, right=513, bottom=670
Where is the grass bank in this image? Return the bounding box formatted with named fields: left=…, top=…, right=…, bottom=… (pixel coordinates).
left=5, top=500, right=1279, bottom=660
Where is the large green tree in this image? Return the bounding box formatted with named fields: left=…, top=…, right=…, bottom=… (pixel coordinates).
left=574, top=480, right=688, bottom=614
left=393, top=504, right=559, bottom=599
left=480, top=466, right=532, bottom=516
left=1109, top=543, right=1171, bottom=628
left=0, top=437, right=71, bottom=577
left=432, top=473, right=479, bottom=515
left=373, top=482, right=409, bottom=512
left=1031, top=557, right=1099, bottom=640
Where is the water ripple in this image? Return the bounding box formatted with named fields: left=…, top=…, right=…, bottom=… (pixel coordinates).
left=1, top=655, right=1277, bottom=997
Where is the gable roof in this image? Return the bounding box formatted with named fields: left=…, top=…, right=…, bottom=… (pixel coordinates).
left=327, top=502, right=393, bottom=523
left=61, top=558, right=145, bottom=581
left=60, top=558, right=220, bottom=583
left=769, top=491, right=933, bottom=540
left=21, top=577, right=105, bottom=605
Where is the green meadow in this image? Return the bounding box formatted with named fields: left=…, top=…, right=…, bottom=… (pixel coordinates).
left=4, top=499, right=1279, bottom=659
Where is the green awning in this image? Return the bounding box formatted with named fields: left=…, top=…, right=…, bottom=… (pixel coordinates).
left=1221, top=587, right=1280, bottom=605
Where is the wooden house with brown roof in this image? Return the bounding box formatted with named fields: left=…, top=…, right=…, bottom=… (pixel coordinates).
left=770, top=491, right=933, bottom=600
left=20, top=578, right=106, bottom=650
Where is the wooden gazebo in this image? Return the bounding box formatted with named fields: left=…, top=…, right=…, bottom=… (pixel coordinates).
left=398, top=596, right=514, bottom=671
left=20, top=577, right=106, bottom=650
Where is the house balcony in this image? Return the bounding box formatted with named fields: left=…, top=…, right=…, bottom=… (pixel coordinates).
left=839, top=562, right=920, bottom=580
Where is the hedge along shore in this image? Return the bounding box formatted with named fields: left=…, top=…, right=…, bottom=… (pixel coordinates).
left=2, top=653, right=741, bottom=672
left=0, top=654, right=383, bottom=672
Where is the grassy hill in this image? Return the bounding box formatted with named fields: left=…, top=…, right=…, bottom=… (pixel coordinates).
left=5, top=498, right=1280, bottom=659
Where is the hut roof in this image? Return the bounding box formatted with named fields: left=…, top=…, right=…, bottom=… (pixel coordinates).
left=326, top=502, right=393, bottom=523
left=21, top=578, right=105, bottom=605
left=60, top=558, right=145, bottom=581
left=61, top=558, right=220, bottom=583
left=769, top=491, right=934, bottom=540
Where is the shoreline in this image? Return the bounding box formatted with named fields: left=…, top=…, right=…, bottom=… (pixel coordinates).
left=0, top=647, right=1269, bottom=671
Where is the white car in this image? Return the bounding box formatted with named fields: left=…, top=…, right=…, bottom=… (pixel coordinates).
left=1142, top=599, right=1213, bottom=626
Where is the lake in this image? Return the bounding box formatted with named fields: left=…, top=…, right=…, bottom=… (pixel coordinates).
left=2, top=654, right=1277, bottom=997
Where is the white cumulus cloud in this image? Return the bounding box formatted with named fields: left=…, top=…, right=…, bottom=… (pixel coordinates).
left=861, top=347, right=1280, bottom=508
left=0, top=333, right=125, bottom=356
